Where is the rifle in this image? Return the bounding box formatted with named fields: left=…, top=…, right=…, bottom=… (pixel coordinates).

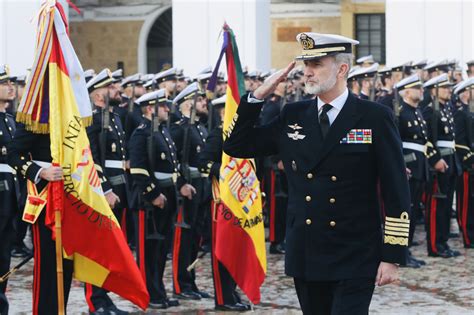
left=430, top=86, right=447, bottom=198
left=175, top=92, right=199, bottom=229
left=144, top=102, right=166, bottom=240
left=0, top=254, right=34, bottom=283
left=166, top=83, right=178, bottom=129
left=393, top=89, right=401, bottom=118
left=128, top=83, right=136, bottom=113
left=99, top=93, right=110, bottom=168
left=11, top=81, right=19, bottom=114
left=370, top=74, right=378, bottom=102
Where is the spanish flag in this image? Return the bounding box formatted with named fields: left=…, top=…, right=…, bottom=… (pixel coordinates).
left=208, top=24, right=266, bottom=304
left=16, top=1, right=149, bottom=309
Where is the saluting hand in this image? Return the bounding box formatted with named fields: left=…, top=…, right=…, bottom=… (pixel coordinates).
left=375, top=262, right=399, bottom=286
left=253, top=61, right=296, bottom=100
left=39, top=166, right=63, bottom=182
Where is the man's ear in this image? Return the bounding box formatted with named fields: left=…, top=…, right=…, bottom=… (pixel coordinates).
left=339, top=63, right=349, bottom=79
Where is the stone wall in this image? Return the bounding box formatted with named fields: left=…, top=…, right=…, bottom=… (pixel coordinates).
left=69, top=20, right=143, bottom=75
left=271, top=16, right=341, bottom=69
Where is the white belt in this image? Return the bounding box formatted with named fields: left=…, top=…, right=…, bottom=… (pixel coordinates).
left=402, top=142, right=427, bottom=154
left=154, top=172, right=175, bottom=180
left=436, top=140, right=455, bottom=149
left=0, top=163, right=14, bottom=174
left=105, top=160, right=125, bottom=169
left=33, top=160, right=52, bottom=168
left=189, top=166, right=208, bottom=178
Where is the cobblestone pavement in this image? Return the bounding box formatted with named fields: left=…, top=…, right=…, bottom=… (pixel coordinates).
left=6, top=220, right=474, bottom=314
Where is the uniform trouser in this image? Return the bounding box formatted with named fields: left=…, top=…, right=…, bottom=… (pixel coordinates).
left=408, top=178, right=425, bottom=246
left=136, top=186, right=176, bottom=302
left=84, top=201, right=126, bottom=311
left=426, top=170, right=456, bottom=254
left=210, top=201, right=239, bottom=306
left=172, top=177, right=206, bottom=294
left=264, top=168, right=288, bottom=245
left=0, top=215, right=14, bottom=315
left=294, top=277, right=375, bottom=315
left=456, top=171, right=474, bottom=247
left=32, top=211, right=74, bottom=315
left=12, top=211, right=29, bottom=249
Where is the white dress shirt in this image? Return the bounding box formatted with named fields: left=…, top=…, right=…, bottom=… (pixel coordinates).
left=317, top=88, right=349, bottom=126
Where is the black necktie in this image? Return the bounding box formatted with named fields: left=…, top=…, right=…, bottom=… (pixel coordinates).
left=319, top=103, right=333, bottom=139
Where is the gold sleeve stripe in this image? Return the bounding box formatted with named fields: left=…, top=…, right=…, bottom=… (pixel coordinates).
left=385, top=221, right=410, bottom=228
left=385, top=230, right=409, bottom=237
left=384, top=235, right=408, bottom=246
left=385, top=212, right=410, bottom=224
left=130, top=168, right=150, bottom=176
left=385, top=226, right=410, bottom=233
left=94, top=164, right=103, bottom=173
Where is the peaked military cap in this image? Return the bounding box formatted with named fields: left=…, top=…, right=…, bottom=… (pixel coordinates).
left=395, top=74, right=422, bottom=91
left=356, top=55, right=374, bottom=65
left=135, top=88, right=169, bottom=107
left=84, top=69, right=95, bottom=83
left=412, top=59, right=428, bottom=70
left=248, top=70, right=261, bottom=80
left=143, top=79, right=156, bottom=90
left=121, top=73, right=144, bottom=88
left=173, top=82, right=202, bottom=105
left=423, top=60, right=450, bottom=73
left=378, top=66, right=392, bottom=78
left=111, top=69, right=123, bottom=83
left=195, top=72, right=212, bottom=84
left=348, top=63, right=379, bottom=81
left=86, top=68, right=114, bottom=93
left=391, top=61, right=412, bottom=73
left=211, top=94, right=226, bottom=108
left=155, top=68, right=179, bottom=83
left=295, top=32, right=359, bottom=61
left=0, top=65, right=10, bottom=84
left=454, top=78, right=474, bottom=95
left=423, top=73, right=453, bottom=89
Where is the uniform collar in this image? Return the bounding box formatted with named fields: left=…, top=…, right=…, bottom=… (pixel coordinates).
left=317, top=88, right=349, bottom=112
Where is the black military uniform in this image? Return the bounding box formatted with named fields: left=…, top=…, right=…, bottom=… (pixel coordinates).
left=422, top=74, right=462, bottom=257
left=453, top=79, right=474, bottom=248
left=224, top=33, right=411, bottom=314
left=169, top=83, right=210, bottom=300
left=129, top=89, right=182, bottom=309
left=259, top=95, right=288, bottom=254
left=7, top=75, right=31, bottom=259
left=83, top=69, right=129, bottom=314
left=7, top=124, right=74, bottom=315
left=399, top=101, right=432, bottom=241
left=224, top=86, right=411, bottom=312
left=197, top=95, right=250, bottom=311
left=396, top=75, right=437, bottom=268
left=0, top=109, right=18, bottom=314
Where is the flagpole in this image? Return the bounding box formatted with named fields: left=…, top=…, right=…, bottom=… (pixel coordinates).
left=52, top=176, right=65, bottom=315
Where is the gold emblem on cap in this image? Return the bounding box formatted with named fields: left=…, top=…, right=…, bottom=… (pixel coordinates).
left=299, top=33, right=315, bottom=50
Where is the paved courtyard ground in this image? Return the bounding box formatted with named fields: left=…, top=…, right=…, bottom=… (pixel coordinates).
left=6, top=220, right=474, bottom=314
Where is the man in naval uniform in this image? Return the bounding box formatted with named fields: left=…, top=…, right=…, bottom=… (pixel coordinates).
left=223, top=32, right=411, bottom=314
